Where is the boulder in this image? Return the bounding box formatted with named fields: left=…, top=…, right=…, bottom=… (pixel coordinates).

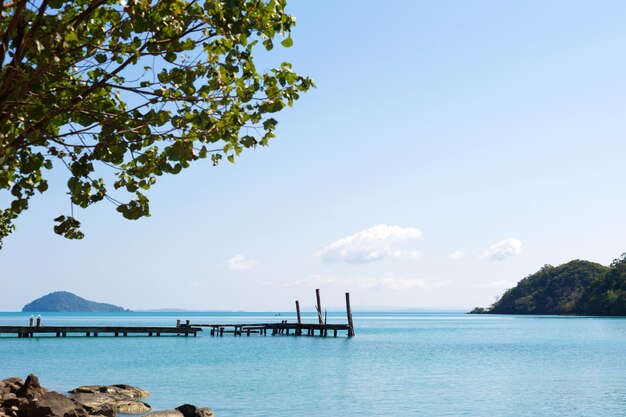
left=16, top=375, right=48, bottom=398
left=1, top=393, right=25, bottom=408
left=70, top=393, right=150, bottom=414
left=1, top=378, right=23, bottom=395
left=145, top=404, right=214, bottom=417
left=17, top=391, right=89, bottom=417
left=143, top=410, right=184, bottom=417
left=68, top=386, right=149, bottom=399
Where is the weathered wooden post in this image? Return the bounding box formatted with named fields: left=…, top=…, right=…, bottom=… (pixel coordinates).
left=345, top=292, right=355, bottom=337
left=296, top=300, right=302, bottom=324
left=176, top=319, right=181, bottom=327
left=295, top=300, right=302, bottom=335
left=185, top=319, right=190, bottom=327
left=315, top=289, right=323, bottom=325
left=36, top=315, right=41, bottom=327
left=29, top=315, right=34, bottom=326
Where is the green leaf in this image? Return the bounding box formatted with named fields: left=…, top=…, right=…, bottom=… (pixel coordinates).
left=281, top=36, right=293, bottom=48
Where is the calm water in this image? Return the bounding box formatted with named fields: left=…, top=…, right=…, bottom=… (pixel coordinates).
left=2, top=311, right=626, bottom=417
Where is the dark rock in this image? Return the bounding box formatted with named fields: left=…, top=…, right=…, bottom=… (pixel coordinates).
left=17, top=375, right=48, bottom=398
left=80, top=404, right=116, bottom=417
left=1, top=393, right=25, bottom=408
left=176, top=404, right=214, bottom=417
left=145, top=405, right=214, bottom=417
left=17, top=391, right=89, bottom=417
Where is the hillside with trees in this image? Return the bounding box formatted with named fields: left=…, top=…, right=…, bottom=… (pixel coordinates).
left=575, top=255, right=626, bottom=315
left=471, top=254, right=626, bottom=315
left=22, top=291, right=127, bottom=312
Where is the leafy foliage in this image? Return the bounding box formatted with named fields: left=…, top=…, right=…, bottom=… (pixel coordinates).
left=575, top=254, right=626, bottom=315
left=0, top=0, right=314, bottom=247
left=487, top=260, right=608, bottom=315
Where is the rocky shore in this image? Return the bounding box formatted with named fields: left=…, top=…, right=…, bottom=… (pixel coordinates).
left=0, top=375, right=214, bottom=417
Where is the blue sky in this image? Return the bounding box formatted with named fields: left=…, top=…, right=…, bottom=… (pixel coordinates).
left=2, top=1, right=626, bottom=311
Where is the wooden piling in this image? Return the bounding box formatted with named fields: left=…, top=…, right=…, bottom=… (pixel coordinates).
left=315, top=289, right=323, bottom=324
left=296, top=300, right=302, bottom=324
left=345, top=292, right=355, bottom=337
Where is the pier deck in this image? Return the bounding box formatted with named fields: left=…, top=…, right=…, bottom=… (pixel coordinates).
left=194, top=322, right=350, bottom=337
left=0, top=325, right=201, bottom=337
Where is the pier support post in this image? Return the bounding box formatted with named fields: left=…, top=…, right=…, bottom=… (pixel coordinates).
left=295, top=300, right=302, bottom=335
left=345, top=292, right=355, bottom=337
left=315, top=289, right=323, bottom=325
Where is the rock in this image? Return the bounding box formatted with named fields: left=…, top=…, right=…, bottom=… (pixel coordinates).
left=70, top=393, right=150, bottom=414
left=16, top=375, right=48, bottom=398
left=68, top=385, right=149, bottom=399
left=175, top=404, right=214, bottom=417
left=1, top=378, right=23, bottom=394
left=143, top=410, right=184, bottom=417
left=145, top=404, right=214, bottom=417
left=80, top=404, right=116, bottom=417
left=17, top=391, right=89, bottom=417
left=1, top=393, right=25, bottom=408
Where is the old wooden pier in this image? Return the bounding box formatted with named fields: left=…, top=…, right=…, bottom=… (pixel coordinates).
left=0, top=291, right=355, bottom=338
left=0, top=319, right=201, bottom=337
left=195, top=290, right=356, bottom=338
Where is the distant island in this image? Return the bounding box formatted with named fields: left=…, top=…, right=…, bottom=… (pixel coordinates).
left=470, top=253, right=626, bottom=315
left=22, top=291, right=128, bottom=312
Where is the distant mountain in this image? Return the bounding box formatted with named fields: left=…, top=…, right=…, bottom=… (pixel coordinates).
left=470, top=255, right=626, bottom=315
left=22, top=291, right=128, bottom=312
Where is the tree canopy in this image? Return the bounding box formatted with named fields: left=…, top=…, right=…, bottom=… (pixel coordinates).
left=470, top=255, right=626, bottom=316
left=0, top=0, right=313, bottom=247
left=575, top=254, right=626, bottom=315
left=486, top=260, right=608, bottom=315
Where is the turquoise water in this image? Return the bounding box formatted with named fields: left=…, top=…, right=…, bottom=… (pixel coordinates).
left=2, top=312, right=626, bottom=416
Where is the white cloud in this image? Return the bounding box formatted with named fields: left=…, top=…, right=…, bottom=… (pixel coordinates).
left=481, top=238, right=522, bottom=261
left=448, top=251, right=465, bottom=261
left=277, top=273, right=446, bottom=290
left=189, top=281, right=202, bottom=288
left=227, top=254, right=256, bottom=271
left=319, top=224, right=422, bottom=264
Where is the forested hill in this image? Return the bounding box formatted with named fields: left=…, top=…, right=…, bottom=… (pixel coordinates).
left=22, top=291, right=128, bottom=312
left=470, top=254, right=626, bottom=315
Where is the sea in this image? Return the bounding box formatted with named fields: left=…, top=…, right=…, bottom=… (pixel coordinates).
left=2, top=311, right=626, bottom=417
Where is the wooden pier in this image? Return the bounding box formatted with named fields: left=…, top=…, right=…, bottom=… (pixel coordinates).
left=0, top=321, right=201, bottom=338
left=193, top=322, right=350, bottom=337
left=195, top=290, right=356, bottom=338
left=0, top=291, right=355, bottom=339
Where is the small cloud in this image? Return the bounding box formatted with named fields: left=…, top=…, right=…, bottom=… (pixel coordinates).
left=448, top=251, right=465, bottom=261
left=481, top=238, right=522, bottom=261
left=227, top=254, right=256, bottom=271
left=319, top=224, right=423, bottom=264
left=276, top=273, right=446, bottom=290
left=189, top=281, right=202, bottom=288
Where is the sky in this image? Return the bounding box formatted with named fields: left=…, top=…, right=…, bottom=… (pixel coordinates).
left=2, top=0, right=626, bottom=311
